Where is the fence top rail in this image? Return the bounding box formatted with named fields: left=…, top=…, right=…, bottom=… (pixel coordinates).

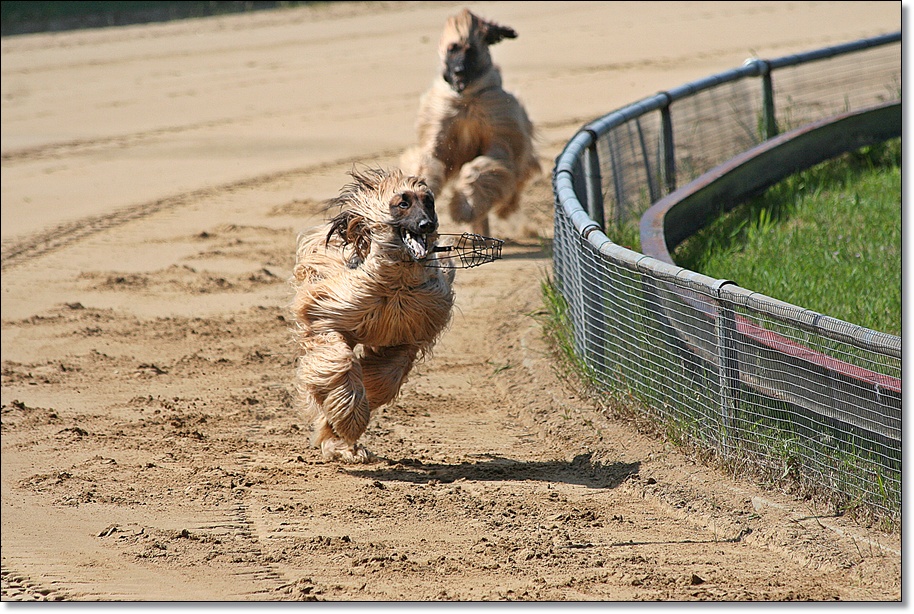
left=764, top=30, right=900, bottom=70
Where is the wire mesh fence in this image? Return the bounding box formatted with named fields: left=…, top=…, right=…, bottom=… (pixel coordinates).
left=551, top=33, right=901, bottom=523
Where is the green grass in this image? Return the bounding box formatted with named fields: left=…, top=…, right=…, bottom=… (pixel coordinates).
left=673, top=139, right=901, bottom=336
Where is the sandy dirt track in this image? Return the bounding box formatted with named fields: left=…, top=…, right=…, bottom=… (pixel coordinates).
left=1, top=1, right=903, bottom=602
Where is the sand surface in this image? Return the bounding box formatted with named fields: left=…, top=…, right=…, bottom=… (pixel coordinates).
left=1, top=1, right=902, bottom=602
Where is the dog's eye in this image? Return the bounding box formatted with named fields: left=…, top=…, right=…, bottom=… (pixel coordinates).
left=390, top=195, right=411, bottom=211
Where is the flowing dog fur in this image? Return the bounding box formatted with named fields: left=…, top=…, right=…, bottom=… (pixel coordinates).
left=290, top=168, right=455, bottom=463
left=400, top=8, right=541, bottom=236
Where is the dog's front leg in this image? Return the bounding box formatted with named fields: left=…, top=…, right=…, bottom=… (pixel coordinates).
left=296, top=331, right=375, bottom=463
left=360, top=344, right=421, bottom=408
left=419, top=157, right=448, bottom=195
left=449, top=153, right=516, bottom=235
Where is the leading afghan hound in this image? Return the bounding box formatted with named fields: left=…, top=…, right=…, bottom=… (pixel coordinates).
left=290, top=168, right=455, bottom=463
left=400, top=8, right=541, bottom=236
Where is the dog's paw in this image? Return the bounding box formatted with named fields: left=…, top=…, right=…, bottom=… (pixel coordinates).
left=342, top=444, right=377, bottom=464
left=320, top=438, right=377, bottom=464
left=448, top=192, right=475, bottom=223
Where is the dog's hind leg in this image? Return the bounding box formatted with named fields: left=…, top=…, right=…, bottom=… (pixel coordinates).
left=295, top=331, right=375, bottom=463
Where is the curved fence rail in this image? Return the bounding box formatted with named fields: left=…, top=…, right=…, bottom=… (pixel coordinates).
left=551, top=33, right=901, bottom=521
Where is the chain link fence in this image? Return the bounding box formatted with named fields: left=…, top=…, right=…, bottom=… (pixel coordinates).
left=551, top=33, right=901, bottom=523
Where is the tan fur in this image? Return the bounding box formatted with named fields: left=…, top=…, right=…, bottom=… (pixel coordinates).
left=400, top=8, right=541, bottom=236
left=290, top=168, right=455, bottom=463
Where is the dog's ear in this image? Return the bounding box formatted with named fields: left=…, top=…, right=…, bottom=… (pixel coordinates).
left=327, top=210, right=371, bottom=261
left=479, top=17, right=517, bottom=46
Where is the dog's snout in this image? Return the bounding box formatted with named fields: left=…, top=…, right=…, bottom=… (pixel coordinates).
left=444, top=43, right=474, bottom=85
left=418, top=219, right=437, bottom=234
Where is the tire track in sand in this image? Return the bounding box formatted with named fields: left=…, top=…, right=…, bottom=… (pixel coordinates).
left=0, top=151, right=402, bottom=273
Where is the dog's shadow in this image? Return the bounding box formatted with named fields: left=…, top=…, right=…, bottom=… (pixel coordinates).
left=346, top=452, right=639, bottom=490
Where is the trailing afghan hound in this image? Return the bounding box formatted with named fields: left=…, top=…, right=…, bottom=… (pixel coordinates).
left=400, top=8, right=541, bottom=236
left=290, top=168, right=455, bottom=463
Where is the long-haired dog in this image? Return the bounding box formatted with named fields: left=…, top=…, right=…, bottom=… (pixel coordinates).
left=290, top=168, right=455, bottom=463
left=400, top=8, right=541, bottom=236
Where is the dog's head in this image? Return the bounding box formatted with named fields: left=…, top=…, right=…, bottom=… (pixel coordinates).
left=439, top=8, right=517, bottom=93
left=326, top=168, right=439, bottom=265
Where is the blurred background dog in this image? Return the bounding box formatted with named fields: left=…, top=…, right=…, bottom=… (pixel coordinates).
left=400, top=8, right=541, bottom=236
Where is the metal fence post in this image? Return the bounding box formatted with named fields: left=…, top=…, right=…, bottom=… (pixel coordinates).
left=759, top=60, right=777, bottom=138
left=659, top=93, right=676, bottom=194
left=714, top=281, right=739, bottom=455
left=584, top=140, right=605, bottom=230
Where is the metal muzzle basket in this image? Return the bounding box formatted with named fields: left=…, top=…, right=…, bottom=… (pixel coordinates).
left=428, top=233, right=504, bottom=269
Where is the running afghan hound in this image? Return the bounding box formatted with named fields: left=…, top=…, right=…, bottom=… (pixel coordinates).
left=290, top=168, right=455, bottom=463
